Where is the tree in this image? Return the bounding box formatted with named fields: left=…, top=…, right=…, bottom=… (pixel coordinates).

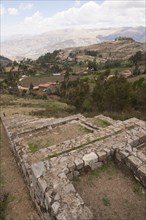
left=129, top=51, right=142, bottom=67
left=88, top=58, right=98, bottom=71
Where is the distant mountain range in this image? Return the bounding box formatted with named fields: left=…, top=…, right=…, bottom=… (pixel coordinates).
left=0, top=55, right=12, bottom=66
left=1, top=26, right=145, bottom=60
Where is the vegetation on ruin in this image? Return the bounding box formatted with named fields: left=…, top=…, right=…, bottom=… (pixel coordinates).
left=28, top=143, right=39, bottom=153
left=87, top=118, right=111, bottom=128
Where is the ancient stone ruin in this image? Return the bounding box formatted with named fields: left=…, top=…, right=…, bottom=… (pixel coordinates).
left=1, top=114, right=146, bottom=220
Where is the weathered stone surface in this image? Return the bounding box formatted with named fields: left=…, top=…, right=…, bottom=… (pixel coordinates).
left=38, top=178, right=48, bottom=193
left=116, top=150, right=129, bottom=162
left=67, top=162, right=75, bottom=172
left=83, top=152, right=98, bottom=167
left=137, top=164, right=146, bottom=187
left=64, top=183, right=76, bottom=193
left=137, top=152, right=146, bottom=162
left=125, top=145, right=133, bottom=153
left=43, top=212, right=52, bottom=220
left=75, top=158, right=84, bottom=170
left=73, top=170, right=80, bottom=177
left=126, top=155, right=143, bottom=169
left=56, top=212, right=68, bottom=220
left=67, top=172, right=73, bottom=180
left=52, top=201, right=60, bottom=215
left=97, top=151, right=107, bottom=162
left=45, top=192, right=52, bottom=209
left=54, top=193, right=60, bottom=201
left=31, top=161, right=46, bottom=178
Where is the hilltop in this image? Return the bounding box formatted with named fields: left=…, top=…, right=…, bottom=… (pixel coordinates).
left=59, top=39, right=146, bottom=61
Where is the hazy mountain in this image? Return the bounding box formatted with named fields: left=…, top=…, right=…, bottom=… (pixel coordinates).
left=0, top=55, right=12, bottom=66
left=1, top=26, right=145, bottom=60
left=96, top=26, right=146, bottom=42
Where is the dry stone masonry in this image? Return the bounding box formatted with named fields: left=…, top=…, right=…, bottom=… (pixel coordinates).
left=1, top=114, right=146, bottom=220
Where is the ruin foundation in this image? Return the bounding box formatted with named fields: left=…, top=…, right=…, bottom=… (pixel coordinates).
left=1, top=114, right=146, bottom=220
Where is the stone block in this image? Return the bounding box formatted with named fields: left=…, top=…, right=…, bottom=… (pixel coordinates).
left=64, top=183, right=76, bottom=193
left=83, top=152, right=98, bottom=167
left=73, top=170, right=80, bottom=177
left=54, top=193, right=60, bottom=201
left=120, top=150, right=130, bottom=159
left=115, top=151, right=122, bottom=162
left=62, top=167, right=69, bottom=175
left=52, top=201, right=60, bottom=215
left=125, top=145, right=133, bottom=153
left=38, top=178, right=48, bottom=193
left=125, top=155, right=143, bottom=171
left=31, top=161, right=46, bottom=179
left=104, top=148, right=111, bottom=157
left=139, top=135, right=146, bottom=144
left=56, top=212, right=68, bottom=220
left=45, top=192, right=52, bottom=210
left=137, top=152, right=146, bottom=162
left=67, top=162, right=75, bottom=172
left=75, top=158, right=84, bottom=170
left=43, top=212, right=52, bottom=220
left=131, top=136, right=139, bottom=147
left=137, top=164, right=146, bottom=187
left=97, top=151, right=107, bottom=162
left=67, top=172, right=73, bottom=181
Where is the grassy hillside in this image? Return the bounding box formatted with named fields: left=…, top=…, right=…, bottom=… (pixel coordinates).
left=0, top=94, right=75, bottom=118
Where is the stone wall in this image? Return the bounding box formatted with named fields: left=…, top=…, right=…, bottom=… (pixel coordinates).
left=1, top=114, right=146, bottom=220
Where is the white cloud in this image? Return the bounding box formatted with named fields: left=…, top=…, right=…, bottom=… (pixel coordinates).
left=0, top=4, right=6, bottom=15
left=19, top=3, right=33, bottom=10
left=75, top=0, right=81, bottom=7
left=8, top=7, right=18, bottom=15
left=1, top=0, right=145, bottom=38
left=23, top=0, right=145, bottom=30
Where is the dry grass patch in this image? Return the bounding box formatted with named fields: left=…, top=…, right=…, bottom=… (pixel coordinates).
left=26, top=122, right=90, bottom=152
left=0, top=94, right=74, bottom=118
left=87, top=118, right=111, bottom=128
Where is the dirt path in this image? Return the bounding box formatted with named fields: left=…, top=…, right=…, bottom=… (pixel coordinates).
left=0, top=123, right=40, bottom=220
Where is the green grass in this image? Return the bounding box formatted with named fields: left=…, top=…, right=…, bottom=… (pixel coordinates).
left=79, top=125, right=91, bottom=133
left=93, top=118, right=111, bottom=128
left=28, top=143, right=39, bottom=153
left=102, top=196, right=110, bottom=206
left=0, top=172, right=4, bottom=188
left=132, top=182, right=146, bottom=200
left=0, top=192, right=9, bottom=220
left=72, top=176, right=80, bottom=182
left=124, top=199, right=135, bottom=210
left=90, top=161, right=119, bottom=178
left=73, top=162, right=119, bottom=191
left=128, top=74, right=146, bottom=83
left=103, top=110, right=146, bottom=121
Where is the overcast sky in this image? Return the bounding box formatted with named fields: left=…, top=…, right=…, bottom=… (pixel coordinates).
left=1, top=0, right=145, bottom=40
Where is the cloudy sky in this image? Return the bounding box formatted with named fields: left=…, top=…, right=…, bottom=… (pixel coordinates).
left=1, top=0, right=145, bottom=40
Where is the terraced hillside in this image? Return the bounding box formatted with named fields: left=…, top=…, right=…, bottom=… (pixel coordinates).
left=61, top=40, right=146, bottom=61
